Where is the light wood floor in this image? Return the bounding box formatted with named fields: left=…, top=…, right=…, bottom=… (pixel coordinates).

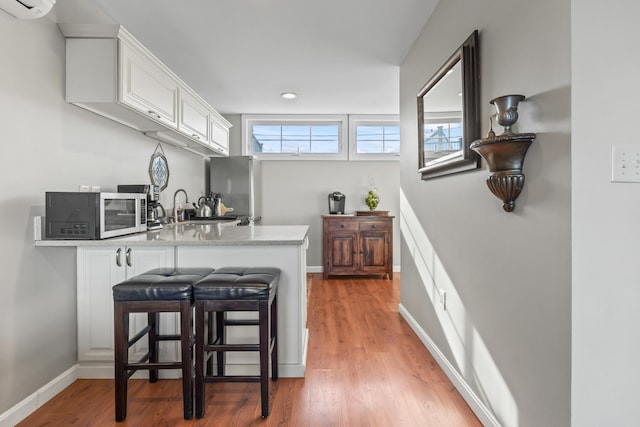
left=18, top=274, right=481, bottom=427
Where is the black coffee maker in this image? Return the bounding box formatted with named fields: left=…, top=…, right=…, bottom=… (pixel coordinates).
left=118, top=184, right=165, bottom=229
left=328, top=192, right=346, bottom=214
left=146, top=185, right=165, bottom=229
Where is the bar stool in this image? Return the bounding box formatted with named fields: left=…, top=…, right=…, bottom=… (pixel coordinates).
left=193, top=267, right=280, bottom=419
left=112, top=267, right=215, bottom=422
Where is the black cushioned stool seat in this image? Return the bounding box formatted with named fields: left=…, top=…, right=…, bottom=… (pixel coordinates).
left=112, top=267, right=214, bottom=422
left=193, top=267, right=280, bottom=419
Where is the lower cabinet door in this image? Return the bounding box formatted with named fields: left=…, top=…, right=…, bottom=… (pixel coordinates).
left=77, top=246, right=174, bottom=364
left=325, top=232, right=358, bottom=276
left=359, top=231, right=389, bottom=275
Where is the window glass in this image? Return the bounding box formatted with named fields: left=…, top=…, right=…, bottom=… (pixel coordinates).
left=252, top=125, right=340, bottom=154
left=356, top=125, right=400, bottom=154
left=243, top=114, right=399, bottom=161
left=348, top=115, right=400, bottom=161
left=243, top=115, right=348, bottom=160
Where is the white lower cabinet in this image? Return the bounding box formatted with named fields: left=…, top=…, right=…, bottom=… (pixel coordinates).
left=76, top=246, right=175, bottom=378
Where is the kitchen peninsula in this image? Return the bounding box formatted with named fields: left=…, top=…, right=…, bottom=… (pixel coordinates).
left=36, top=222, right=309, bottom=378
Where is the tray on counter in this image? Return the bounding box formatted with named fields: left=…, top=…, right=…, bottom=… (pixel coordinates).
left=355, top=210, right=389, bottom=216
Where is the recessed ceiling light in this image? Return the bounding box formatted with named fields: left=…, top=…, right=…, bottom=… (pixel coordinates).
left=281, top=92, right=297, bottom=99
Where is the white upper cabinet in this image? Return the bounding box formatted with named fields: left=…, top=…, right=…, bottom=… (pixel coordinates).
left=119, top=40, right=179, bottom=129
left=210, top=118, right=230, bottom=155
left=63, top=25, right=231, bottom=157
left=178, top=88, right=210, bottom=143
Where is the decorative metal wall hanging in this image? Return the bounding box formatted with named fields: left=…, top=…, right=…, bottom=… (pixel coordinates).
left=470, top=95, right=536, bottom=212
left=149, top=143, right=170, bottom=191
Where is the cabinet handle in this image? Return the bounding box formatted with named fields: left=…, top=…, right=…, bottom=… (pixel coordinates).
left=340, top=224, right=344, bottom=228
left=126, top=248, right=132, bottom=267
left=371, top=225, right=376, bottom=228
left=147, top=110, right=162, bottom=119
left=192, top=134, right=200, bottom=140
left=116, top=248, right=122, bottom=267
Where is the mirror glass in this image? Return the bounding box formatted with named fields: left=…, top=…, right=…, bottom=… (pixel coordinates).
left=418, top=30, right=480, bottom=179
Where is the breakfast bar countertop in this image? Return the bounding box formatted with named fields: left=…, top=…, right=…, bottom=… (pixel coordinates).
left=36, top=219, right=311, bottom=379
left=35, top=222, right=309, bottom=247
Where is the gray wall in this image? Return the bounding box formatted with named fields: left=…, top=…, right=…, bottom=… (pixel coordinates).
left=225, top=114, right=401, bottom=270
left=572, top=1, right=640, bottom=425
left=0, top=17, right=205, bottom=414
left=399, top=0, right=571, bottom=426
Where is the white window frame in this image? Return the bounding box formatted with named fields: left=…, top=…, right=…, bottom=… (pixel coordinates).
left=348, top=115, right=400, bottom=161
left=242, top=114, right=348, bottom=160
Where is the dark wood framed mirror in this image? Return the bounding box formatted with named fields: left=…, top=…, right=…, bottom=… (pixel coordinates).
left=417, top=30, right=480, bottom=180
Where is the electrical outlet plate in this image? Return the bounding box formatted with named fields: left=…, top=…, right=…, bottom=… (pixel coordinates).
left=611, top=145, right=640, bottom=182
left=438, top=288, right=446, bottom=311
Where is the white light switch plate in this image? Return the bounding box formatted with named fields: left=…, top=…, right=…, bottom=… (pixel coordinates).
left=611, top=145, right=640, bottom=182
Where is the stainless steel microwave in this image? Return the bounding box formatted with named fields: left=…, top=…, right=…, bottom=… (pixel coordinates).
left=45, top=192, right=147, bottom=239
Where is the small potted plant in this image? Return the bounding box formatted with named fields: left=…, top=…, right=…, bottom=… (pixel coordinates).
left=365, top=188, right=379, bottom=211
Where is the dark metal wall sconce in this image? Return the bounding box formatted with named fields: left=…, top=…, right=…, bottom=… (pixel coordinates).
left=470, top=95, right=536, bottom=212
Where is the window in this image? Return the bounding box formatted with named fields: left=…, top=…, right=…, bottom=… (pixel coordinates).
left=242, top=114, right=400, bottom=161
left=243, top=115, right=348, bottom=160
left=348, top=115, right=400, bottom=160
left=252, top=125, right=339, bottom=154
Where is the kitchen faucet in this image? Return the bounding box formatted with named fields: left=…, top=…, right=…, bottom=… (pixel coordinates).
left=173, top=189, right=189, bottom=222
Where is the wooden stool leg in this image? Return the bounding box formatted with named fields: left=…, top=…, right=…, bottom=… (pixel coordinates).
left=271, top=294, right=278, bottom=380
left=206, top=310, right=214, bottom=375
left=216, top=311, right=225, bottom=376
left=180, top=301, right=194, bottom=420
left=148, top=312, right=159, bottom=383
left=114, top=302, right=129, bottom=422
left=195, top=301, right=206, bottom=419
left=259, top=300, right=270, bottom=418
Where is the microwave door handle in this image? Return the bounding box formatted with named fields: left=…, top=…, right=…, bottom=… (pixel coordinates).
left=116, top=248, right=122, bottom=267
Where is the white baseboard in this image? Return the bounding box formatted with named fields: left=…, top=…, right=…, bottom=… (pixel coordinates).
left=398, top=304, right=501, bottom=427
left=0, top=365, right=79, bottom=427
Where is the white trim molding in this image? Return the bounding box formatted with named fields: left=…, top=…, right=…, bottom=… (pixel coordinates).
left=398, top=305, right=501, bottom=427
left=0, top=365, right=79, bottom=427
left=399, top=188, right=511, bottom=426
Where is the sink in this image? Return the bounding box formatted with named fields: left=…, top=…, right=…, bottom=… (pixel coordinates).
left=190, top=216, right=238, bottom=221
left=184, top=219, right=238, bottom=225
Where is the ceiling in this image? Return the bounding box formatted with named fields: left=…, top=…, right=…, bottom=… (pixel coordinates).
left=52, top=0, right=439, bottom=115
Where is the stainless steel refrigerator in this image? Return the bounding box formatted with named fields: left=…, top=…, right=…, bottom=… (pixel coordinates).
left=205, top=156, right=261, bottom=219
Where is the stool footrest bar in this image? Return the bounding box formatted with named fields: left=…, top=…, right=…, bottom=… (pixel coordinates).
left=157, top=334, right=181, bottom=341
left=126, top=362, right=184, bottom=370
left=128, top=324, right=153, bottom=347
left=204, top=376, right=261, bottom=383
left=224, top=319, right=259, bottom=326
left=205, top=344, right=260, bottom=352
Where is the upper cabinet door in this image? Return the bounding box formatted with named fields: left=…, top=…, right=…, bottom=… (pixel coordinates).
left=118, top=40, right=178, bottom=129
left=210, top=119, right=230, bottom=155
left=178, top=88, right=210, bottom=143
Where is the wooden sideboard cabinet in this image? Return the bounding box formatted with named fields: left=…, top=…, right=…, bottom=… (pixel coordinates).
left=322, top=214, right=394, bottom=279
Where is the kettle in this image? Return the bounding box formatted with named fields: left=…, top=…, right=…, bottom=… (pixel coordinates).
left=195, top=197, right=213, bottom=218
